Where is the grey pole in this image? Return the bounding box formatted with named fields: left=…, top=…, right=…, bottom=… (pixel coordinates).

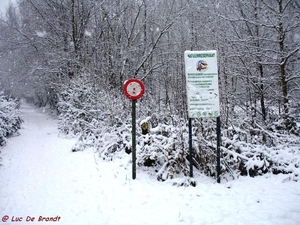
left=132, top=100, right=137, bottom=179
left=189, top=118, right=193, bottom=177
left=217, top=116, right=221, bottom=183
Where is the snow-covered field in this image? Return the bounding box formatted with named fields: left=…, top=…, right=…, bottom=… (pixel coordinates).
left=1, top=103, right=300, bottom=225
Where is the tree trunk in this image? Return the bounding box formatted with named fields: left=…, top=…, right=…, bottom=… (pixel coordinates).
left=278, top=0, right=289, bottom=128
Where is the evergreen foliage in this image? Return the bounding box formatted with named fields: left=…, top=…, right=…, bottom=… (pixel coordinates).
left=0, top=93, right=22, bottom=146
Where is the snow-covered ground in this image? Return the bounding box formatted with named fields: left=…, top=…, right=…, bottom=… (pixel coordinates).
left=1, top=103, right=300, bottom=225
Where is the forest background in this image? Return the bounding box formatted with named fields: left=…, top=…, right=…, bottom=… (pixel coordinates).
left=0, top=0, right=299, bottom=182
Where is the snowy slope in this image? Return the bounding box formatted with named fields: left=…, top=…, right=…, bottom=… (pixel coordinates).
left=0, top=103, right=300, bottom=225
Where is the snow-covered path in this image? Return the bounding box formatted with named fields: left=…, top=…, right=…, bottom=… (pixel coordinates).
left=1, top=103, right=300, bottom=225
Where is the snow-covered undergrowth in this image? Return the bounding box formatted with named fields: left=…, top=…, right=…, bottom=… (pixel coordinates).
left=222, top=107, right=300, bottom=181
left=56, top=78, right=300, bottom=183
left=138, top=116, right=300, bottom=182
left=222, top=133, right=300, bottom=181
left=0, top=93, right=22, bottom=147
left=58, top=103, right=300, bottom=183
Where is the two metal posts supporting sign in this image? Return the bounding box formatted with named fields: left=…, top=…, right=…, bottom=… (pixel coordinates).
left=123, top=50, right=221, bottom=183
left=184, top=50, right=221, bottom=183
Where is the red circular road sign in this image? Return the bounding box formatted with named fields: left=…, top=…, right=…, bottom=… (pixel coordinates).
left=123, top=78, right=145, bottom=100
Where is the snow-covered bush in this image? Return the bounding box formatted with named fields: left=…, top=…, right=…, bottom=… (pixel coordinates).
left=135, top=115, right=221, bottom=182
left=58, top=76, right=99, bottom=136
left=66, top=101, right=299, bottom=182
left=0, top=93, right=22, bottom=146
left=222, top=124, right=300, bottom=181
left=57, top=75, right=300, bottom=183
left=57, top=75, right=131, bottom=153
left=137, top=115, right=189, bottom=181
left=58, top=75, right=121, bottom=136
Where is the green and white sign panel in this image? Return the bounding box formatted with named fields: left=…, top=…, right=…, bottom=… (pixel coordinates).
left=184, top=50, right=220, bottom=118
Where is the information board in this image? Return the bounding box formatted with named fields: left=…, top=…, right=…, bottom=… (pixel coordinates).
left=184, top=50, right=220, bottom=118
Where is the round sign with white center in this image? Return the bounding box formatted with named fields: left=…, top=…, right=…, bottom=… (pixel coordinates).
left=123, top=78, right=145, bottom=100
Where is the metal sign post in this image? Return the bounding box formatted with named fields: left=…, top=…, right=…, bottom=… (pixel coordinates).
left=188, top=118, right=193, bottom=177
left=123, top=78, right=145, bottom=180
left=217, top=116, right=221, bottom=183
left=132, top=99, right=137, bottom=179
left=184, top=50, right=221, bottom=183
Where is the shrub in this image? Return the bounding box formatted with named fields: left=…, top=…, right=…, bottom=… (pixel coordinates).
left=0, top=93, right=22, bottom=146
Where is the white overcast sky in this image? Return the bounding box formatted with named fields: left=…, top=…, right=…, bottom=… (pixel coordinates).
left=0, top=0, right=16, bottom=15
